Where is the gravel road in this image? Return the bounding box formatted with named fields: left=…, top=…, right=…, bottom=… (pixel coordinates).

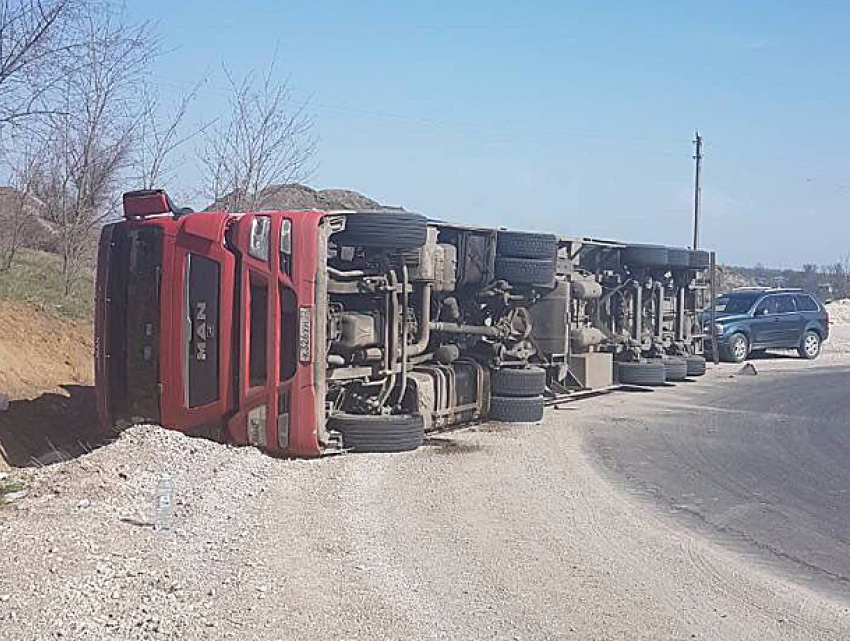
left=2, top=334, right=850, bottom=639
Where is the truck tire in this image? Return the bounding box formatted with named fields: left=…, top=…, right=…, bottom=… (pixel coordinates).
left=616, top=361, right=666, bottom=386
left=689, top=250, right=710, bottom=269
left=333, top=212, right=428, bottom=250
left=497, top=231, right=557, bottom=260
left=491, top=366, right=546, bottom=397
left=489, top=395, right=545, bottom=423
left=685, top=355, right=706, bottom=377
left=666, top=247, right=691, bottom=268
left=495, top=256, right=555, bottom=286
left=621, top=244, right=669, bottom=268
left=329, top=413, right=425, bottom=453
left=660, top=356, right=688, bottom=381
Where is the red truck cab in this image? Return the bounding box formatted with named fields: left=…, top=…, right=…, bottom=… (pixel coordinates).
left=96, top=190, right=332, bottom=456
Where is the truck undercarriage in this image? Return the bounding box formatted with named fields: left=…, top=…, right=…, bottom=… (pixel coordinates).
left=96, top=190, right=713, bottom=457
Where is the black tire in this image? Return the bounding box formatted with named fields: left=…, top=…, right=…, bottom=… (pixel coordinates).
left=617, top=361, right=666, bottom=385
left=495, top=256, right=555, bottom=285
left=328, top=413, right=424, bottom=453
left=666, top=247, right=691, bottom=268
left=621, top=244, right=669, bottom=268
left=689, top=250, right=710, bottom=269
left=333, top=213, right=428, bottom=249
left=491, top=366, right=546, bottom=397
left=798, top=330, right=822, bottom=360
left=684, top=355, right=706, bottom=377
left=723, top=332, right=749, bottom=363
left=660, top=356, right=688, bottom=381
left=489, top=395, right=545, bottom=423
left=497, top=231, right=557, bottom=260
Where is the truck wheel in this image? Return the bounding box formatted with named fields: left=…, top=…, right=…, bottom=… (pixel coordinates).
left=333, top=212, right=428, bottom=249
left=723, top=333, right=749, bottom=363
left=684, top=355, right=706, bottom=377
left=798, top=330, right=821, bottom=360
left=491, top=366, right=546, bottom=397
left=659, top=356, right=688, bottom=381
left=495, top=256, right=555, bottom=286
left=329, top=413, right=425, bottom=453
left=616, top=361, right=666, bottom=385
left=497, top=231, right=557, bottom=260
left=621, top=244, right=669, bottom=268
left=489, top=395, right=545, bottom=423
left=666, top=247, right=691, bottom=268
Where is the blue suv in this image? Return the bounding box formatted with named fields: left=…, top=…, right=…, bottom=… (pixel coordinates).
left=706, top=288, right=830, bottom=362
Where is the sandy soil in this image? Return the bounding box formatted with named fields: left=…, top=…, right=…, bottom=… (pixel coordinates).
left=0, top=301, right=95, bottom=469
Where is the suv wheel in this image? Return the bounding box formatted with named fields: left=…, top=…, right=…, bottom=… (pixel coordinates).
left=798, top=330, right=821, bottom=360
left=724, top=333, right=749, bottom=363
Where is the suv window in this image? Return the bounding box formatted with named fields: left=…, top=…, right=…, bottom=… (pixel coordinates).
left=795, top=294, right=819, bottom=312
left=755, top=296, right=778, bottom=315
left=776, top=294, right=796, bottom=313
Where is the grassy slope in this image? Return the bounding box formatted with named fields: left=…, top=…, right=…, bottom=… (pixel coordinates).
left=0, top=248, right=94, bottom=320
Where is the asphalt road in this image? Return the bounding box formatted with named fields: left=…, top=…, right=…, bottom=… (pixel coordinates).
left=588, top=360, right=850, bottom=598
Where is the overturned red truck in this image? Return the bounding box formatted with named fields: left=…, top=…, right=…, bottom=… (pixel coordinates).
left=95, top=189, right=712, bottom=456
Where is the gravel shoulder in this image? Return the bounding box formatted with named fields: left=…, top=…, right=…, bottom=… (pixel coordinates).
left=2, top=332, right=850, bottom=639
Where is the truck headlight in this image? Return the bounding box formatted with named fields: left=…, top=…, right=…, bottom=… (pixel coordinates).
left=247, top=405, right=268, bottom=447
left=715, top=323, right=724, bottom=335
left=279, top=218, right=292, bottom=274
left=249, top=216, right=271, bottom=261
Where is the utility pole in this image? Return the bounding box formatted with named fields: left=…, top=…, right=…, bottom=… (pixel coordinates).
left=692, top=130, right=703, bottom=249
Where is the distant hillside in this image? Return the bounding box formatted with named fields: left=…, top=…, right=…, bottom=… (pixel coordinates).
left=206, top=184, right=404, bottom=212
left=717, top=263, right=849, bottom=299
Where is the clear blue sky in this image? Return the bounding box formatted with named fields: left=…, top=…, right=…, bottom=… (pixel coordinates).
left=127, top=0, right=850, bottom=268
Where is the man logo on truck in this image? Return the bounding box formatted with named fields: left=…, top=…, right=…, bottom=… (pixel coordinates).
left=195, top=301, right=215, bottom=361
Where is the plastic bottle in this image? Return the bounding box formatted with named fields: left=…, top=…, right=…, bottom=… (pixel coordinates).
left=154, top=472, right=173, bottom=532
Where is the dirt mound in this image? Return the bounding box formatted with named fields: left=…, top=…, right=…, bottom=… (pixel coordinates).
left=0, top=300, right=95, bottom=469
left=207, top=183, right=403, bottom=212
left=826, top=298, right=850, bottom=325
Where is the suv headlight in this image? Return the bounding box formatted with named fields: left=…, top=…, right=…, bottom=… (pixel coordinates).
left=248, top=216, right=271, bottom=261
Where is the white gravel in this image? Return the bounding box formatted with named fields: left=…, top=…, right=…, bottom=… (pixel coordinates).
left=1, top=341, right=849, bottom=640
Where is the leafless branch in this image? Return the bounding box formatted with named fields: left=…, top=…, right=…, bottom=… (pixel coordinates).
left=202, top=57, right=317, bottom=212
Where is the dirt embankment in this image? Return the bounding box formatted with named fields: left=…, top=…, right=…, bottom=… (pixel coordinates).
left=0, top=300, right=95, bottom=469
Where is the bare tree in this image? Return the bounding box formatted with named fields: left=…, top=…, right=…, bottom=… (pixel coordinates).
left=136, top=81, right=211, bottom=191
left=202, top=60, right=316, bottom=212
left=0, top=0, right=93, bottom=129
left=30, top=15, right=156, bottom=295
left=0, top=144, right=43, bottom=270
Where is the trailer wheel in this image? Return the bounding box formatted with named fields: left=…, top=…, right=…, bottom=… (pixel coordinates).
left=489, top=395, right=545, bottom=423
left=616, top=361, right=666, bottom=386
left=496, top=231, right=557, bottom=260
left=685, top=355, right=707, bottom=377
left=329, top=413, right=425, bottom=453
left=491, top=366, right=546, bottom=397
left=621, top=244, right=669, bottom=268
left=495, top=256, right=555, bottom=286
left=333, top=212, right=428, bottom=249
left=659, top=356, right=688, bottom=381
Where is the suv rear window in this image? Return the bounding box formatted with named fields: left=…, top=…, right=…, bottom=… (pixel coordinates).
left=795, top=294, right=819, bottom=312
